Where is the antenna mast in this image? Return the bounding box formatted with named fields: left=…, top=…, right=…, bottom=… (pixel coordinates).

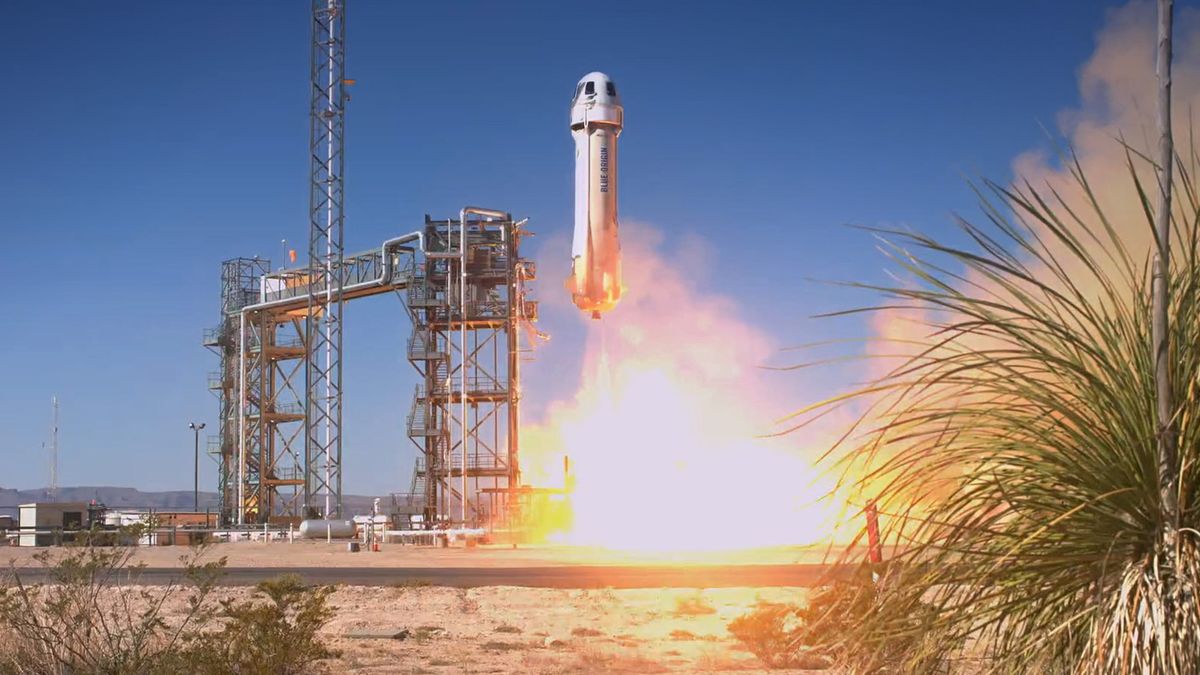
left=305, top=0, right=347, bottom=518
left=48, top=396, right=58, bottom=500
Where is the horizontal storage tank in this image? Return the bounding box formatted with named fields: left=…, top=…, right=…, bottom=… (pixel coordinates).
left=298, top=519, right=356, bottom=539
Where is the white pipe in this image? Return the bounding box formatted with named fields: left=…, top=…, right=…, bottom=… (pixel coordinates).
left=455, top=207, right=508, bottom=526
left=237, top=312, right=246, bottom=527
left=322, top=0, right=338, bottom=520
left=460, top=212, right=467, bottom=525
left=248, top=231, right=425, bottom=312
left=445, top=226, right=454, bottom=522
left=384, top=528, right=486, bottom=539
left=381, top=231, right=425, bottom=283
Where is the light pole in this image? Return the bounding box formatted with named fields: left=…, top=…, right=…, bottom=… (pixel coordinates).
left=189, top=422, right=206, bottom=511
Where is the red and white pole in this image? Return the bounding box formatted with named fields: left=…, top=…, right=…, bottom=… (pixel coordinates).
left=865, top=500, right=883, bottom=565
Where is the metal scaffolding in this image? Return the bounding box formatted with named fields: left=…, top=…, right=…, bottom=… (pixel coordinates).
left=402, top=212, right=538, bottom=528
left=204, top=213, right=537, bottom=527
left=204, top=257, right=271, bottom=523
left=201, top=0, right=539, bottom=531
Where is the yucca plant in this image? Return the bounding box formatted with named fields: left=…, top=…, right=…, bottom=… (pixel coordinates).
left=789, top=141, right=1200, bottom=673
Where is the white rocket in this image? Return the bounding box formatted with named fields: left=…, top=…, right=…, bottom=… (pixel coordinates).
left=567, top=72, right=623, bottom=319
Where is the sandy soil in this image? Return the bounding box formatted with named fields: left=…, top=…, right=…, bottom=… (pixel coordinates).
left=3, top=541, right=844, bottom=569
left=154, top=583, right=812, bottom=674
left=322, top=584, right=814, bottom=674
left=0, top=579, right=814, bottom=673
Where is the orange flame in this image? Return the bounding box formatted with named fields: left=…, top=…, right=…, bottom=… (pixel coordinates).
left=522, top=226, right=842, bottom=552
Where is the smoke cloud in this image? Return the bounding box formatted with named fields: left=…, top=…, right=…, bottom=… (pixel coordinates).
left=521, top=223, right=841, bottom=549
left=868, top=2, right=1200, bottom=355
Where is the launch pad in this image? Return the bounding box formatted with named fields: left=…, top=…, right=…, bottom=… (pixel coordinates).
left=199, top=1, right=550, bottom=532
left=204, top=212, right=540, bottom=528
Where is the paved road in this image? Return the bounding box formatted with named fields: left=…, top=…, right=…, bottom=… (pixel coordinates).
left=11, top=564, right=848, bottom=588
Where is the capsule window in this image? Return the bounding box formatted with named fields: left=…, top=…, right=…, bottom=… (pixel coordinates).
left=606, top=82, right=616, bottom=96
left=575, top=83, right=584, bottom=99
left=584, top=81, right=595, bottom=95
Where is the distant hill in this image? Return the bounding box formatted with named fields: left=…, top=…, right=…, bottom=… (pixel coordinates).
left=0, top=487, right=396, bottom=518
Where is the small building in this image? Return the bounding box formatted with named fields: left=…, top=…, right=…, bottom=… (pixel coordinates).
left=18, top=502, right=93, bottom=547
left=144, top=510, right=219, bottom=545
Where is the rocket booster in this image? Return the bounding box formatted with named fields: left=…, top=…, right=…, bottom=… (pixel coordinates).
left=567, top=72, right=623, bottom=319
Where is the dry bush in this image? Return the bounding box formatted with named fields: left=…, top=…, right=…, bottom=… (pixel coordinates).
left=0, top=545, right=339, bottom=675
left=727, top=576, right=944, bottom=672
left=673, top=592, right=716, bottom=617
left=175, top=574, right=338, bottom=675
left=0, top=545, right=224, bottom=675
left=727, top=600, right=807, bottom=669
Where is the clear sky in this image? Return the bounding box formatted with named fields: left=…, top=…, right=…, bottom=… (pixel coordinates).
left=1, top=1, right=1141, bottom=494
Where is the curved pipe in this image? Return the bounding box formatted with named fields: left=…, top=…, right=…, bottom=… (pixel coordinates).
left=380, top=230, right=425, bottom=284
left=461, top=206, right=509, bottom=221
left=244, top=230, right=426, bottom=312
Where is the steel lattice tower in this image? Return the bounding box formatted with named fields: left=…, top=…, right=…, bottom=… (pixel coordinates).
left=305, top=0, right=347, bottom=518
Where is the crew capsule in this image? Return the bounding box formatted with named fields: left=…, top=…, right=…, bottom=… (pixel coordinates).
left=566, top=72, right=623, bottom=319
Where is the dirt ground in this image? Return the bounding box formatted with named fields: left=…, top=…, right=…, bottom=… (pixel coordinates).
left=267, top=584, right=810, bottom=674
left=1, top=572, right=816, bottom=673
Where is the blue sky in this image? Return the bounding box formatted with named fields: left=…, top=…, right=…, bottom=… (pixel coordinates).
left=0, top=1, right=1138, bottom=493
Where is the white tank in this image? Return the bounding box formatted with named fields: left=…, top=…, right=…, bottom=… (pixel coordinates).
left=567, top=71, right=623, bottom=319
left=298, top=519, right=356, bottom=539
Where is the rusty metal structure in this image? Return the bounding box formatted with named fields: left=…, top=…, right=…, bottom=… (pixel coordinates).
left=403, top=212, right=539, bottom=528
left=204, top=215, right=538, bottom=526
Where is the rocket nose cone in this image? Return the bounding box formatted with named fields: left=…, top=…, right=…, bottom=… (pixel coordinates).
left=578, top=71, right=611, bottom=86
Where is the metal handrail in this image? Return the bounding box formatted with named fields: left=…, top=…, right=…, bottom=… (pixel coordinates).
left=206, top=371, right=228, bottom=389
left=266, top=466, right=303, bottom=481
left=263, top=401, right=304, bottom=416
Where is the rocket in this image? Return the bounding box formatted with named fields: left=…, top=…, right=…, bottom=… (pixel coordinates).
left=567, top=72, right=623, bottom=319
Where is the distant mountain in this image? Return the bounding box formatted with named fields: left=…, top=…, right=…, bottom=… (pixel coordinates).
left=0, top=487, right=397, bottom=518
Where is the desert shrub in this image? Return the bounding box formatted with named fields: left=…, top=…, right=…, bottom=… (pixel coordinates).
left=785, top=140, right=1200, bottom=671
left=672, top=592, right=716, bottom=617
left=0, top=545, right=224, bottom=675
left=727, top=600, right=805, bottom=668
left=728, top=573, right=949, bottom=672
left=176, top=574, right=338, bottom=675
left=0, top=547, right=338, bottom=675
